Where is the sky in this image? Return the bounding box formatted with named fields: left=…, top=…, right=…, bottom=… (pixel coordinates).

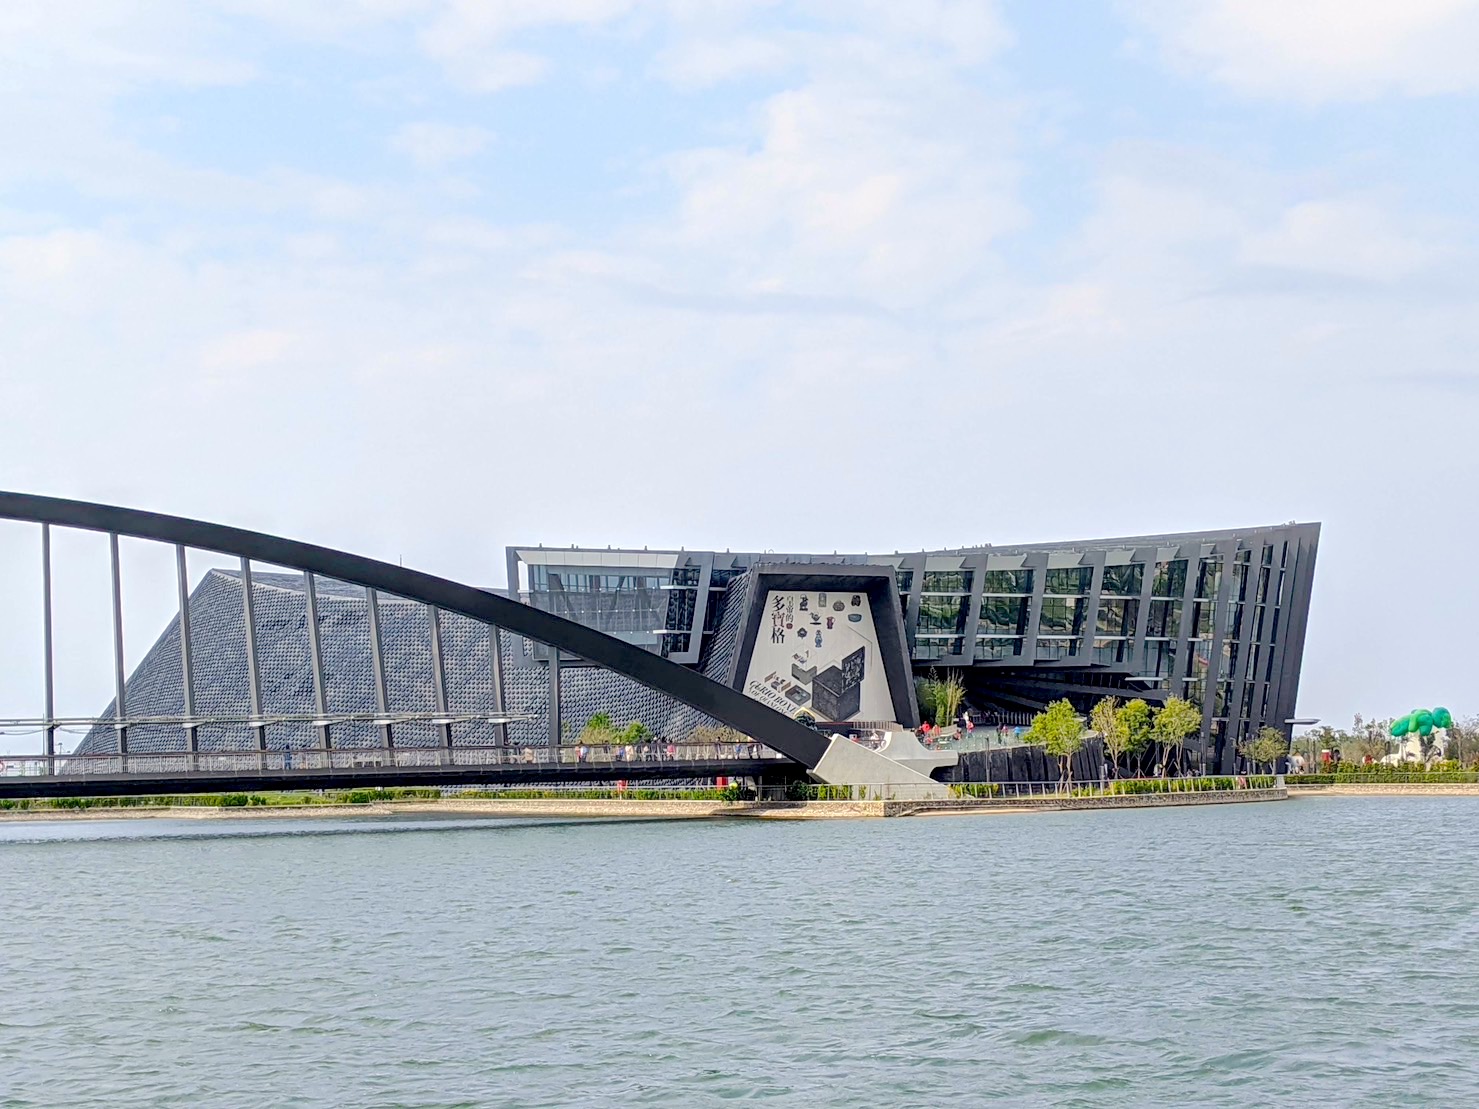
left=2, top=0, right=1478, bottom=736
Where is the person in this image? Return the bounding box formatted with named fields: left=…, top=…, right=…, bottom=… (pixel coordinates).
left=521, top=745, right=534, bottom=764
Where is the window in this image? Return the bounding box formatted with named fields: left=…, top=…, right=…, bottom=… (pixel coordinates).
left=1140, top=639, right=1178, bottom=676
left=1100, top=563, right=1143, bottom=597
left=1096, top=598, right=1138, bottom=636
left=980, top=595, right=1030, bottom=635
left=982, top=569, right=1032, bottom=594
left=974, top=636, right=1022, bottom=661
left=1093, top=638, right=1129, bottom=664
left=1045, top=566, right=1091, bottom=595
left=1038, top=597, right=1086, bottom=636
left=1183, top=678, right=1206, bottom=709
left=1195, top=558, right=1222, bottom=600
left=659, top=634, right=690, bottom=656
left=1228, top=555, right=1250, bottom=602
left=1224, top=601, right=1244, bottom=639
left=1152, top=559, right=1187, bottom=597
left=1145, top=599, right=1181, bottom=637
left=1036, top=637, right=1080, bottom=660
left=915, top=636, right=963, bottom=660
left=917, top=596, right=969, bottom=634
left=922, top=570, right=973, bottom=593
left=1188, top=638, right=1213, bottom=679
left=1191, top=600, right=1216, bottom=638
left=895, top=568, right=914, bottom=594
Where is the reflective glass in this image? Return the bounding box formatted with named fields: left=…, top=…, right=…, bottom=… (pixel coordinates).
left=974, top=636, right=1022, bottom=661
left=922, top=570, right=973, bottom=593
left=1152, top=559, right=1187, bottom=597
left=982, top=569, right=1032, bottom=594
left=1191, top=600, right=1216, bottom=638
left=915, top=636, right=963, bottom=660
left=1145, top=599, right=1181, bottom=637
left=1100, top=563, right=1143, bottom=597
left=1036, top=637, right=1079, bottom=660
left=979, top=595, right=1030, bottom=635
left=1140, top=639, right=1178, bottom=676
left=896, top=568, right=914, bottom=594
left=917, top=596, right=970, bottom=634
left=1195, top=558, right=1223, bottom=600
left=1038, top=597, right=1086, bottom=635
left=1045, top=567, right=1091, bottom=595
left=1093, top=638, right=1129, bottom=664
left=1096, top=598, right=1138, bottom=636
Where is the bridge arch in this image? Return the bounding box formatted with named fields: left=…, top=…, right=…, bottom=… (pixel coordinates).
left=0, top=492, right=830, bottom=770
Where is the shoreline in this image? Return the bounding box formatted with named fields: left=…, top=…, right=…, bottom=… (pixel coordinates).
left=1288, top=783, right=1479, bottom=797
left=0, top=788, right=1292, bottom=823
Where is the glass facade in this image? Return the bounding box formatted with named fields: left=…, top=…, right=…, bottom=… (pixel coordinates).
left=512, top=521, right=1318, bottom=774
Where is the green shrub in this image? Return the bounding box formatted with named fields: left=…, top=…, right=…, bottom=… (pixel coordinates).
left=951, top=783, right=1001, bottom=798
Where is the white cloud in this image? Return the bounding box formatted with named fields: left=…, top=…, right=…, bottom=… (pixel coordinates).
left=1239, top=199, right=1444, bottom=281
left=1122, top=0, right=1479, bottom=101
left=389, top=121, right=493, bottom=168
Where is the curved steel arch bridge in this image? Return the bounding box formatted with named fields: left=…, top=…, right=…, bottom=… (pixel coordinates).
left=0, top=492, right=834, bottom=799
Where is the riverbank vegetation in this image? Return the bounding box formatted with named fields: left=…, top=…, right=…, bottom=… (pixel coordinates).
left=1026, top=696, right=1207, bottom=782
left=1288, top=763, right=1479, bottom=785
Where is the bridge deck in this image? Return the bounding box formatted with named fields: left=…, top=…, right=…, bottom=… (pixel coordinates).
left=0, top=747, right=804, bottom=799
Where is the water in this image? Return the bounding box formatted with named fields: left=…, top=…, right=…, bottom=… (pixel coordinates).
left=1, top=796, right=1476, bottom=1106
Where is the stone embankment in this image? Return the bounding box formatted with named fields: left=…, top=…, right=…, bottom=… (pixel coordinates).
left=1288, top=782, right=1479, bottom=797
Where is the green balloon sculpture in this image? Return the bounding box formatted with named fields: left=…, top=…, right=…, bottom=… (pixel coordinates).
left=1390, top=706, right=1452, bottom=738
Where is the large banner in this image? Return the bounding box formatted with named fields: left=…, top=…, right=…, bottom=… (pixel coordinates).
left=743, top=589, right=894, bottom=724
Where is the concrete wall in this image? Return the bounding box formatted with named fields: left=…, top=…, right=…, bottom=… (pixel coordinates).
left=944, top=739, right=1106, bottom=785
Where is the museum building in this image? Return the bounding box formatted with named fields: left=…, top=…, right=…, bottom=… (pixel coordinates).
left=78, top=522, right=1317, bottom=776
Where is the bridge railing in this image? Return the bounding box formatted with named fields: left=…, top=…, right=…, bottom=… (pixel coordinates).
left=0, top=742, right=790, bottom=780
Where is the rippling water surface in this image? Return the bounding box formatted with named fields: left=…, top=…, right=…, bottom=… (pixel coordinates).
left=2, top=797, right=1477, bottom=1106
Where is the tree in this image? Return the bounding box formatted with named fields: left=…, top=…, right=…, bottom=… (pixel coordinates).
left=1026, top=699, right=1085, bottom=786
left=1351, top=730, right=1389, bottom=766
left=1238, top=726, right=1290, bottom=773
left=1447, top=715, right=1479, bottom=767
left=934, top=670, right=967, bottom=727
left=915, top=671, right=942, bottom=724
left=915, top=669, right=966, bottom=728
left=1090, top=697, right=1128, bottom=779
left=1120, top=699, right=1154, bottom=775
left=1152, top=697, right=1201, bottom=777
left=620, top=720, right=651, bottom=745
left=579, top=712, right=619, bottom=745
